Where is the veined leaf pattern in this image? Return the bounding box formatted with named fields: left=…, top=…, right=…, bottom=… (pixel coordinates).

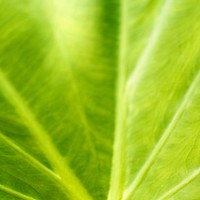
left=1, top=0, right=200, bottom=200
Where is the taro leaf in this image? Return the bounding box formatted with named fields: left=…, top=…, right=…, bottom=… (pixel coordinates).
left=1, top=1, right=200, bottom=200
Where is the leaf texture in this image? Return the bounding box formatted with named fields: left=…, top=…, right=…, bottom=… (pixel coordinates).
left=1, top=0, right=200, bottom=200
left=0, top=0, right=117, bottom=199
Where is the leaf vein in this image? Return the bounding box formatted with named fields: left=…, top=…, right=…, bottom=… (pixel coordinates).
left=159, top=169, right=200, bottom=200
left=0, top=69, right=92, bottom=200
left=0, top=184, right=36, bottom=200
left=124, top=52, right=200, bottom=199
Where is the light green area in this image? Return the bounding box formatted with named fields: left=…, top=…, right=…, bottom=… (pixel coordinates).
left=1, top=0, right=200, bottom=200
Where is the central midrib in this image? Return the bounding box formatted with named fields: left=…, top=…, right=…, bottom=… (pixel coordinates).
left=107, top=0, right=129, bottom=199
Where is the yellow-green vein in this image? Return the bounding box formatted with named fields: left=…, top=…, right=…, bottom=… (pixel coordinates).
left=159, top=168, right=200, bottom=200
left=0, top=69, right=93, bottom=200
left=108, top=0, right=128, bottom=199
left=0, top=184, right=36, bottom=200
left=124, top=46, right=200, bottom=200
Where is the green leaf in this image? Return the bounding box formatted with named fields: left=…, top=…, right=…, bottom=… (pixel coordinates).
left=1, top=0, right=200, bottom=200
left=0, top=0, right=116, bottom=199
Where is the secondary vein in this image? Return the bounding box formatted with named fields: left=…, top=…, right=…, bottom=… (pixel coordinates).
left=0, top=184, right=36, bottom=200
left=0, top=133, right=60, bottom=180
left=117, top=0, right=175, bottom=199
left=124, top=28, right=200, bottom=200
left=0, top=69, right=93, bottom=200
left=159, top=168, right=200, bottom=200
left=126, top=0, right=173, bottom=95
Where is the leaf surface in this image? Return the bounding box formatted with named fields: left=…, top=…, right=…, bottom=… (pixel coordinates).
left=1, top=0, right=200, bottom=200
left=0, top=0, right=117, bottom=199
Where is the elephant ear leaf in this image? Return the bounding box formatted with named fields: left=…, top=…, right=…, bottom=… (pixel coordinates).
left=1, top=0, right=200, bottom=200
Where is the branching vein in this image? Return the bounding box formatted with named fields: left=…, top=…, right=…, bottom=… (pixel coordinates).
left=159, top=168, right=200, bottom=200
left=0, top=184, right=36, bottom=200
left=0, top=69, right=92, bottom=200
left=0, top=133, right=60, bottom=180
left=124, top=42, right=200, bottom=200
